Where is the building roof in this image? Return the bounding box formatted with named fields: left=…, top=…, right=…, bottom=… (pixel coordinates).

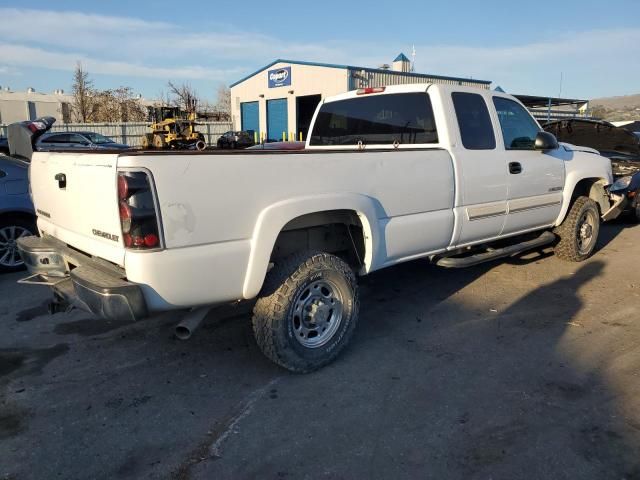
left=0, top=90, right=72, bottom=103
left=394, top=53, right=410, bottom=62
left=229, top=58, right=491, bottom=88
left=514, top=94, right=588, bottom=108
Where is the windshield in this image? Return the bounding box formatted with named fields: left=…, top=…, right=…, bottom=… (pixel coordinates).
left=83, top=132, right=115, bottom=144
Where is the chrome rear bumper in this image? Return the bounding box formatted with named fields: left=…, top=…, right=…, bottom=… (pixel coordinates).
left=17, top=235, right=147, bottom=322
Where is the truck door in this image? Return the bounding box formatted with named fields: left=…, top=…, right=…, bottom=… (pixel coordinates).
left=450, top=92, right=508, bottom=246
left=491, top=96, right=565, bottom=235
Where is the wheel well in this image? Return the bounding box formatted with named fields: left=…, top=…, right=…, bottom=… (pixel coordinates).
left=571, top=178, right=609, bottom=213
left=270, top=210, right=366, bottom=267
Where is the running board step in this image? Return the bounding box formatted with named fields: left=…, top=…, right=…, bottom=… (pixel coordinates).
left=435, top=231, right=556, bottom=268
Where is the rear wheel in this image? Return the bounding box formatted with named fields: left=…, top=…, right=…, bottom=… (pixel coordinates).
left=152, top=134, right=167, bottom=149
left=0, top=216, right=36, bottom=272
left=554, top=196, right=600, bottom=262
left=252, top=251, right=359, bottom=373
left=141, top=134, right=153, bottom=149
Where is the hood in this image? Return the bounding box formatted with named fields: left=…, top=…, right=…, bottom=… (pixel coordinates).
left=559, top=142, right=600, bottom=156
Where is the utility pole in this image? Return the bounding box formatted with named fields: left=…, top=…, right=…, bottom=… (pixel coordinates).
left=558, top=72, right=563, bottom=98
left=411, top=45, right=416, bottom=73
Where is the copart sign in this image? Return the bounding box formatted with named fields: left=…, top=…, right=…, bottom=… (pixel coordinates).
left=268, top=66, right=291, bottom=88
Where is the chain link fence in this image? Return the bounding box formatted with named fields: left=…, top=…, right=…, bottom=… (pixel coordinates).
left=0, top=121, right=232, bottom=147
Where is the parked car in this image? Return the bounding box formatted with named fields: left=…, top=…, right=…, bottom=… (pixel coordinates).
left=246, top=141, right=306, bottom=151
left=0, top=137, right=9, bottom=155
left=36, top=132, right=129, bottom=151
left=18, top=84, right=628, bottom=372
left=216, top=131, right=255, bottom=149
left=0, top=155, right=36, bottom=272
left=543, top=119, right=640, bottom=221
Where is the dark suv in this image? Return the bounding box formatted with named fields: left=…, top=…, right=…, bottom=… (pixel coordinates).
left=216, top=131, right=255, bottom=149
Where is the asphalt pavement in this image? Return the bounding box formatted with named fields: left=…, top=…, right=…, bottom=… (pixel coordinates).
left=1, top=222, right=639, bottom=480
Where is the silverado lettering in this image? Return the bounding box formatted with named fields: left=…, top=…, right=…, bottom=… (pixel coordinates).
left=92, top=229, right=119, bottom=242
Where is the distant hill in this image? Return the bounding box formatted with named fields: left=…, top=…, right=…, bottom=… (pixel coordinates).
left=590, top=94, right=640, bottom=121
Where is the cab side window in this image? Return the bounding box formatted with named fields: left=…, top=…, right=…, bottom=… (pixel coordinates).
left=451, top=92, right=496, bottom=150
left=69, top=134, right=88, bottom=144
left=47, top=134, right=70, bottom=144
left=493, top=97, right=540, bottom=150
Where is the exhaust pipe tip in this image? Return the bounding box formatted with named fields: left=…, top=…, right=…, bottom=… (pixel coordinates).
left=174, top=306, right=211, bottom=341
left=175, top=325, right=193, bottom=341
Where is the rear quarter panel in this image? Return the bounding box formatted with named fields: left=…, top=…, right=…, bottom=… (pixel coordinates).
left=0, top=157, right=33, bottom=215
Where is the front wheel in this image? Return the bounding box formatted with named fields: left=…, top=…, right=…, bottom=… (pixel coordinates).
left=252, top=251, right=359, bottom=373
left=554, top=196, right=600, bottom=262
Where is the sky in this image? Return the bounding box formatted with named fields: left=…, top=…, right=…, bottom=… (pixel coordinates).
left=0, top=1, right=639, bottom=102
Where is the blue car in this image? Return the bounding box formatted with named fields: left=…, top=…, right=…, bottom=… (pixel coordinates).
left=0, top=154, right=36, bottom=272
left=0, top=137, right=9, bottom=155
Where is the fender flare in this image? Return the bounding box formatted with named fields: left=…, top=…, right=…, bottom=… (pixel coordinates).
left=555, top=174, right=610, bottom=226
left=242, top=193, right=380, bottom=299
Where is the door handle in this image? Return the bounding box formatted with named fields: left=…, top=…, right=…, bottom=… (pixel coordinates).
left=54, top=173, right=66, bottom=189
left=509, top=162, right=522, bottom=174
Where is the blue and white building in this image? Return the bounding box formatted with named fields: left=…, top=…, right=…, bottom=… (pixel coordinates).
left=229, top=54, right=491, bottom=142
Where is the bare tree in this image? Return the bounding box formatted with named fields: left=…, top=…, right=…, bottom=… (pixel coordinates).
left=167, top=81, right=199, bottom=113
left=154, top=89, right=171, bottom=107
left=91, top=87, right=147, bottom=122
left=71, top=62, right=96, bottom=122
left=214, top=84, right=231, bottom=120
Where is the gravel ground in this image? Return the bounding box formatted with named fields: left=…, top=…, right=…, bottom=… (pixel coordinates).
left=1, top=221, right=639, bottom=480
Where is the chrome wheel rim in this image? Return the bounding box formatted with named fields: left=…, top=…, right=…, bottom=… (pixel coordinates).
left=577, top=211, right=597, bottom=254
left=0, top=225, right=31, bottom=268
left=292, top=279, right=344, bottom=348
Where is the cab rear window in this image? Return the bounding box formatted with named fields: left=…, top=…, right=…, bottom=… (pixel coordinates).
left=309, top=93, right=438, bottom=146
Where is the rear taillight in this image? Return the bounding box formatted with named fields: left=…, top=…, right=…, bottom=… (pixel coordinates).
left=356, top=87, right=385, bottom=95
left=117, top=171, right=162, bottom=250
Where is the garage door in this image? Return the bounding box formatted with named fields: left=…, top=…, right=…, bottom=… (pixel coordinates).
left=267, top=98, right=288, bottom=142
left=240, top=102, right=259, bottom=134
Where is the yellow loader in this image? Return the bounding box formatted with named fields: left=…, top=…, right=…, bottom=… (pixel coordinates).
left=141, top=106, right=206, bottom=150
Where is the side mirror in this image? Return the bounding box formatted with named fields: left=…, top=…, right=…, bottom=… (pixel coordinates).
left=534, top=131, right=559, bottom=151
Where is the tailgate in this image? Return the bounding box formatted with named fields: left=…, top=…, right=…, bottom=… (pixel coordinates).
left=30, top=152, right=125, bottom=266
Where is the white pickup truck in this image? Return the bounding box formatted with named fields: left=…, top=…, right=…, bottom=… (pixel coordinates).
left=18, top=84, right=628, bottom=372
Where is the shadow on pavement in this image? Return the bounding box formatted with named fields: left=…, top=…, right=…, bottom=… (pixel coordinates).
left=1, top=236, right=640, bottom=479
left=191, top=257, right=640, bottom=480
